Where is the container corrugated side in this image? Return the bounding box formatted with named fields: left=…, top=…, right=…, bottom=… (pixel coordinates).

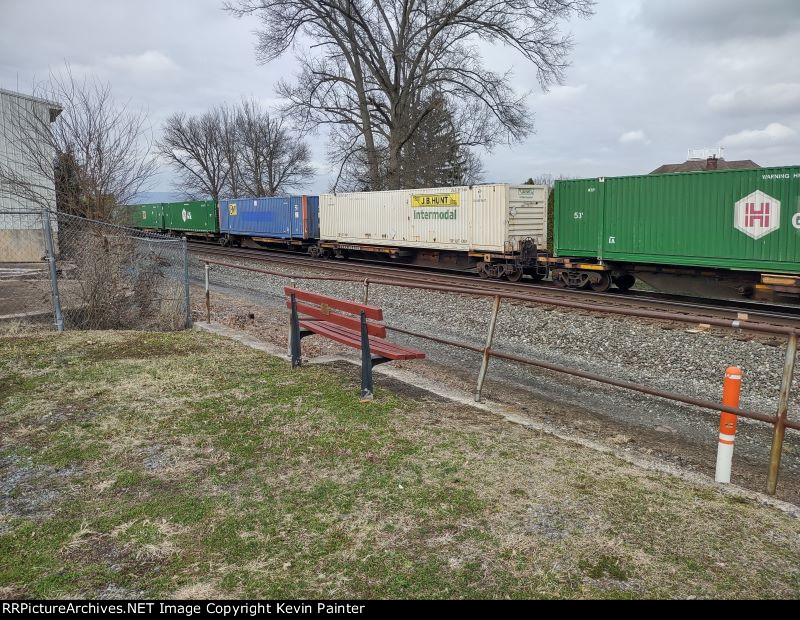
left=162, top=200, right=219, bottom=233
left=320, top=184, right=548, bottom=253
left=219, top=195, right=319, bottom=239
left=554, top=167, right=800, bottom=273
left=130, top=203, right=164, bottom=229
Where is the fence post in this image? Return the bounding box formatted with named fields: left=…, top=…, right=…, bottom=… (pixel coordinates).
left=714, top=367, right=742, bottom=484
left=204, top=263, right=211, bottom=323
left=767, top=332, right=797, bottom=495
left=475, top=295, right=502, bottom=402
left=41, top=208, right=64, bottom=332
left=182, top=238, right=192, bottom=328
left=363, top=278, right=370, bottom=304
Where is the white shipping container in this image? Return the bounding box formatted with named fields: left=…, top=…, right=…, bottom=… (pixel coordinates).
left=320, top=184, right=549, bottom=253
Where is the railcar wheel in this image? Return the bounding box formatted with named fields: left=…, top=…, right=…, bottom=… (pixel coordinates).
left=506, top=268, right=523, bottom=283
left=589, top=273, right=611, bottom=292
left=553, top=275, right=567, bottom=288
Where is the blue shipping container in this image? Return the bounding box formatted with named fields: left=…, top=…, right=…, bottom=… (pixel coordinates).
left=219, top=195, right=320, bottom=240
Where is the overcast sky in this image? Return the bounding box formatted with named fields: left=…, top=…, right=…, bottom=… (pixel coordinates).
left=1, top=0, right=799, bottom=196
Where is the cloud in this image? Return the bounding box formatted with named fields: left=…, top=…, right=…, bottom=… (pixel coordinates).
left=619, top=130, right=650, bottom=145
left=639, top=0, right=800, bottom=41
left=721, top=123, right=798, bottom=148
left=539, top=84, right=587, bottom=103
left=103, top=51, right=179, bottom=76
left=708, top=83, right=800, bottom=115
left=69, top=50, right=180, bottom=85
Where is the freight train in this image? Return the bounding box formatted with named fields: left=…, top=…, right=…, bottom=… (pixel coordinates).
left=128, top=166, right=800, bottom=300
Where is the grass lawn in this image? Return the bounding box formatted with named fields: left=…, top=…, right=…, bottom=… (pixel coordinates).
left=0, top=329, right=798, bottom=599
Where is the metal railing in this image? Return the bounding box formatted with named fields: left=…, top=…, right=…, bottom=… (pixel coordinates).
left=200, top=257, right=798, bottom=496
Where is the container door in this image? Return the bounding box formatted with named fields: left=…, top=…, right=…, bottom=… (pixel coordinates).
left=289, top=197, right=302, bottom=237
left=507, top=185, right=548, bottom=251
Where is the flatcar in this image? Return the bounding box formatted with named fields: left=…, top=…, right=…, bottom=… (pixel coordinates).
left=551, top=166, right=800, bottom=299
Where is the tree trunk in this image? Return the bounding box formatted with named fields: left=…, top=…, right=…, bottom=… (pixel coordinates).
left=346, top=15, right=381, bottom=190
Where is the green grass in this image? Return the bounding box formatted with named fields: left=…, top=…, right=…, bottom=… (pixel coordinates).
left=0, top=329, right=799, bottom=599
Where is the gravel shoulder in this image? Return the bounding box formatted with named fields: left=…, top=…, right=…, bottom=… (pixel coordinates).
left=190, top=251, right=800, bottom=504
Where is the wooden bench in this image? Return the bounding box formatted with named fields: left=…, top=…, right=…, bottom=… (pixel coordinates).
left=285, top=287, right=426, bottom=401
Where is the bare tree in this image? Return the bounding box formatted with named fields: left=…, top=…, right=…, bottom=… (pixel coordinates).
left=158, top=102, right=313, bottom=199
left=226, top=0, right=594, bottom=190
left=336, top=92, right=483, bottom=190
left=235, top=100, right=315, bottom=196
left=220, top=105, right=243, bottom=199
left=0, top=68, right=156, bottom=220
left=157, top=107, right=232, bottom=201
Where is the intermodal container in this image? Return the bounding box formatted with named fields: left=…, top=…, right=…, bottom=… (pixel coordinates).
left=554, top=166, right=800, bottom=274
left=320, top=184, right=549, bottom=252
left=219, top=195, right=319, bottom=240
left=162, top=200, right=219, bottom=233
left=130, top=203, right=164, bottom=230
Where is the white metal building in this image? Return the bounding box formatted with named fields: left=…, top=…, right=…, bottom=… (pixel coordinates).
left=0, top=88, right=62, bottom=262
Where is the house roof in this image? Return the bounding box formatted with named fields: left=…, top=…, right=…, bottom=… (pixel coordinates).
left=0, top=87, right=62, bottom=122
left=650, top=159, right=761, bottom=174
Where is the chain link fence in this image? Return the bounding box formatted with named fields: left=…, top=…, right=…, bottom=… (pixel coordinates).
left=0, top=208, right=191, bottom=331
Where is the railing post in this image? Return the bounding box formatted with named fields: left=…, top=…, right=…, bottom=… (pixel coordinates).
left=715, top=367, right=742, bottom=484
left=767, top=332, right=797, bottom=495
left=204, top=263, right=211, bottom=323
left=41, top=207, right=64, bottom=332
left=183, top=238, right=192, bottom=328
left=475, top=295, right=502, bottom=402
left=363, top=278, right=370, bottom=304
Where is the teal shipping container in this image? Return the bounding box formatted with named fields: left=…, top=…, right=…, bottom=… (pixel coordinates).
left=130, top=203, right=164, bottom=230
left=162, top=200, right=219, bottom=233
left=554, top=166, right=800, bottom=275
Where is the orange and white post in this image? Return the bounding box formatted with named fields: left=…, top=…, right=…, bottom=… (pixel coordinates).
left=715, top=366, right=743, bottom=484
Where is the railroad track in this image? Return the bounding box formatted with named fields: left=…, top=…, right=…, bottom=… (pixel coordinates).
left=188, top=241, right=800, bottom=327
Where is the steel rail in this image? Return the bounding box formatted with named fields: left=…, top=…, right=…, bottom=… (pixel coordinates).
left=192, top=243, right=800, bottom=324
left=201, top=257, right=798, bottom=337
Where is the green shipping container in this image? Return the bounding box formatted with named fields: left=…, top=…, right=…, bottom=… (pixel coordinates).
left=130, top=203, right=164, bottom=230
left=162, top=200, right=219, bottom=233
left=554, top=166, right=800, bottom=275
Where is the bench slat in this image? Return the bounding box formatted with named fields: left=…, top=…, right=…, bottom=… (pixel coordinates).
left=299, top=320, right=425, bottom=361
left=287, top=299, right=387, bottom=338
left=285, top=287, right=384, bottom=321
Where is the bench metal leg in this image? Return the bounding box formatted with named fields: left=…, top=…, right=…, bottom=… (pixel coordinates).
left=289, top=293, right=312, bottom=368
left=359, top=310, right=388, bottom=402
left=290, top=293, right=302, bottom=367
